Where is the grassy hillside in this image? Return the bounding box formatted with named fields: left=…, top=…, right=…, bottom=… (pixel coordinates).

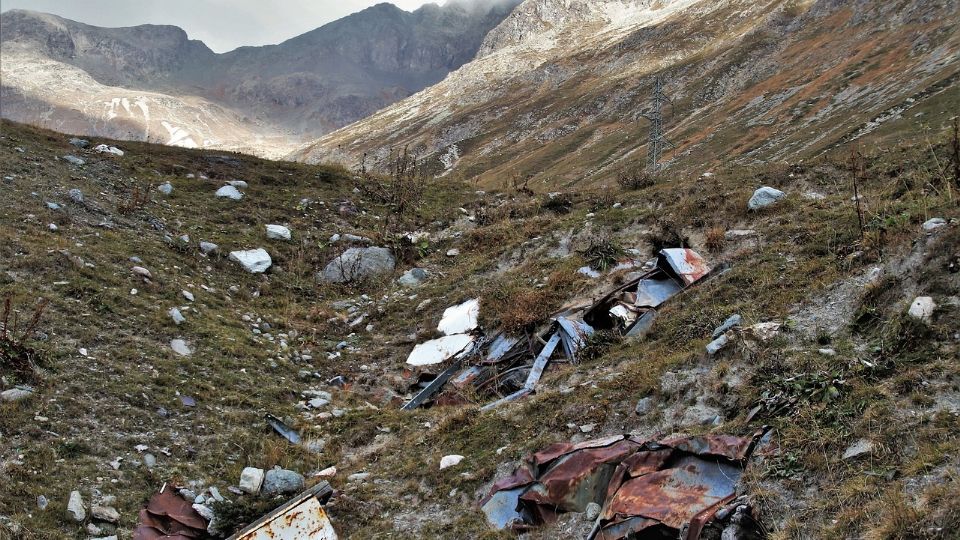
left=1, top=118, right=958, bottom=538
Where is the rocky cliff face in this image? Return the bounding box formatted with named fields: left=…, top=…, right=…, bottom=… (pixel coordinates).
left=296, top=0, right=959, bottom=188
left=0, top=1, right=521, bottom=154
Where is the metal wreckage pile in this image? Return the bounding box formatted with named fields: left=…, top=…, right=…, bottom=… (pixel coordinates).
left=402, top=248, right=774, bottom=538
left=481, top=430, right=774, bottom=539
left=400, top=248, right=715, bottom=411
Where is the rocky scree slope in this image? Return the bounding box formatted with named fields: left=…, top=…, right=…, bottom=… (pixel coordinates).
left=298, top=0, right=960, bottom=190
left=0, top=0, right=521, bottom=156
left=0, top=119, right=959, bottom=538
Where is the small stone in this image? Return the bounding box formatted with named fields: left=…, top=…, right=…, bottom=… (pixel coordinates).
left=158, top=182, right=173, bottom=195
left=48, top=223, right=58, bottom=231
left=91, top=505, right=120, bottom=523
left=712, top=314, right=742, bottom=338
left=265, top=224, right=291, bottom=241
left=585, top=502, right=601, bottom=521
left=67, top=490, right=85, bottom=522
left=745, top=322, right=781, bottom=342
left=446, top=248, right=460, bottom=257
left=179, top=234, right=190, bottom=244
left=132, top=266, right=152, bottom=279
left=170, top=339, right=192, bottom=356
left=842, top=439, right=875, bottom=460
left=398, top=268, right=428, bottom=287
left=199, top=241, right=219, bottom=254
left=303, top=439, right=326, bottom=454
left=748, top=186, right=786, bottom=210
left=818, top=348, right=836, bottom=356
left=86, top=523, right=102, bottom=535
left=143, top=453, right=157, bottom=468
left=922, top=218, right=946, bottom=232
left=182, top=290, right=195, bottom=302
left=46, top=201, right=62, bottom=210
left=316, top=466, right=337, bottom=477
left=634, top=396, right=654, bottom=415
left=261, top=468, right=304, bottom=496
left=347, top=472, right=370, bottom=482
left=192, top=503, right=215, bottom=521
left=440, top=455, right=465, bottom=470
left=320, top=247, right=394, bottom=283
left=706, top=334, right=730, bottom=355
left=227, top=180, right=248, bottom=189
left=68, top=189, right=84, bottom=203
left=69, top=137, right=90, bottom=148
left=208, top=486, right=225, bottom=503
left=169, top=307, right=186, bottom=325
left=579, top=424, right=596, bottom=433
left=63, top=155, right=85, bottom=166
left=215, top=185, right=243, bottom=200
left=308, top=398, right=329, bottom=409
left=908, top=296, right=936, bottom=321
left=37, top=495, right=48, bottom=510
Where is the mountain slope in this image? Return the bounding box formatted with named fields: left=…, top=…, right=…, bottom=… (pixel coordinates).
left=296, top=0, right=960, bottom=188
left=0, top=1, right=521, bottom=155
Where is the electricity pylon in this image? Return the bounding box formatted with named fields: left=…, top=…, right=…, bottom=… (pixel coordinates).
left=640, top=76, right=674, bottom=173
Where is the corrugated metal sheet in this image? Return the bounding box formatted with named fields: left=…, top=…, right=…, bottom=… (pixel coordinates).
left=634, top=278, right=682, bottom=308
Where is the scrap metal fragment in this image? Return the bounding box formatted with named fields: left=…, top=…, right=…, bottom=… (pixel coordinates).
left=437, top=298, right=480, bottom=335
left=659, top=248, right=712, bottom=286
left=133, top=485, right=208, bottom=540
left=401, top=361, right=462, bottom=410
left=265, top=414, right=301, bottom=445
left=405, top=334, right=475, bottom=366
left=227, top=482, right=336, bottom=540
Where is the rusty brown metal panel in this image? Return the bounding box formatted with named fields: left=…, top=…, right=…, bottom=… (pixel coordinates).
left=659, top=248, right=712, bottom=286
left=133, top=487, right=208, bottom=540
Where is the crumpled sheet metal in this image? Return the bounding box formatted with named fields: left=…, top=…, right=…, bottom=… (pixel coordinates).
left=481, top=432, right=763, bottom=540
left=659, top=248, right=712, bottom=287
left=133, top=486, right=208, bottom=540
left=634, top=278, right=682, bottom=308
left=227, top=482, right=335, bottom=540
left=437, top=298, right=480, bottom=335
left=556, top=316, right=594, bottom=360
left=405, top=333, right=475, bottom=366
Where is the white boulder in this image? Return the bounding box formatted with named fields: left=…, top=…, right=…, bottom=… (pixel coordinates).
left=748, top=187, right=786, bottom=210
left=908, top=296, right=936, bottom=321
left=215, top=185, right=243, bottom=200
left=265, top=224, right=291, bottom=241
left=239, top=467, right=265, bottom=494
left=229, top=248, right=272, bottom=273
left=439, top=455, right=465, bottom=470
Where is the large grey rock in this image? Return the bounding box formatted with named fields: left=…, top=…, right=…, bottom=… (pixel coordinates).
left=63, top=155, right=85, bottom=166
left=261, top=468, right=304, bottom=496
left=265, top=224, right=291, bottom=241
left=1, top=386, right=34, bottom=401
left=67, top=490, right=85, bottom=522
left=748, top=187, right=785, bottom=210
left=68, top=188, right=84, bottom=203
left=169, top=307, right=186, bottom=325
left=229, top=248, right=272, bottom=273
left=199, top=241, right=219, bottom=255
left=91, top=505, right=120, bottom=523
left=321, top=247, right=395, bottom=283
left=69, top=138, right=89, bottom=148
left=215, top=185, right=243, bottom=200
left=239, top=467, right=265, bottom=494
left=158, top=182, right=173, bottom=195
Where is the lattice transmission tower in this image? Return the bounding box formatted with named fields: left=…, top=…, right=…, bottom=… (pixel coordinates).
left=640, top=76, right=674, bottom=173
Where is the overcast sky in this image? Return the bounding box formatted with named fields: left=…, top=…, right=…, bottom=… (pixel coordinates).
left=1, top=0, right=437, bottom=53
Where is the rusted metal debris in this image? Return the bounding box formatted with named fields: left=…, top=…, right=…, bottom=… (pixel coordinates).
left=266, top=414, right=301, bottom=445
left=227, top=482, right=336, bottom=540
left=133, top=485, right=208, bottom=540
left=480, top=430, right=768, bottom=540
left=401, top=249, right=714, bottom=411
